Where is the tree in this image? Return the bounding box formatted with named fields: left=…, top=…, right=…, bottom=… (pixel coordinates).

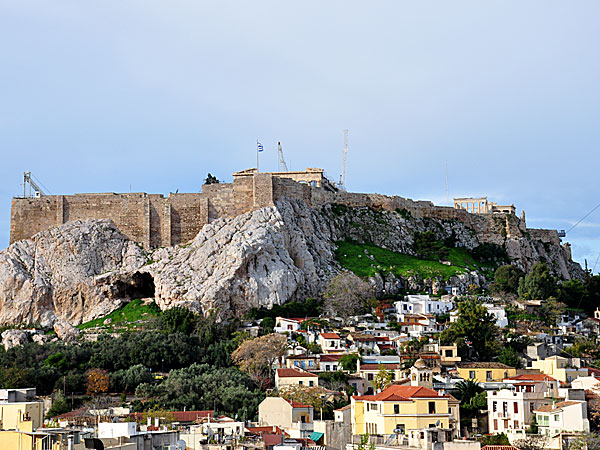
left=135, top=363, right=263, bottom=421
left=480, top=433, right=510, bottom=446
left=372, top=364, right=393, bottom=392
left=492, top=265, right=524, bottom=294
left=46, top=390, right=70, bottom=418
left=205, top=173, right=220, bottom=184
left=260, top=317, right=275, bottom=335
left=160, top=307, right=197, bottom=334
left=518, top=263, right=557, bottom=300
left=86, top=368, right=109, bottom=396
left=496, top=346, right=523, bottom=369
left=323, top=272, right=375, bottom=320
left=439, top=297, right=499, bottom=361
left=539, top=297, right=566, bottom=326
left=231, top=333, right=288, bottom=389
left=339, top=354, right=360, bottom=372
left=412, top=231, right=449, bottom=260
left=453, top=379, right=483, bottom=407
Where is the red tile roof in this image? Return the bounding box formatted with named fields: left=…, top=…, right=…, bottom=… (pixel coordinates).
left=505, top=374, right=557, bottom=382
left=320, top=333, right=341, bottom=339
left=354, top=385, right=447, bottom=401
left=246, top=426, right=284, bottom=435
left=277, top=368, right=318, bottom=378
left=284, top=398, right=313, bottom=409
left=129, top=410, right=213, bottom=422
left=320, top=354, right=343, bottom=362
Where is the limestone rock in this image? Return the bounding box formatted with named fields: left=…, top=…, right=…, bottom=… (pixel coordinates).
left=0, top=219, right=146, bottom=327
left=1, top=329, right=29, bottom=350
left=32, top=334, right=50, bottom=345
left=148, top=199, right=337, bottom=316
left=53, top=321, right=81, bottom=342
left=0, top=198, right=584, bottom=326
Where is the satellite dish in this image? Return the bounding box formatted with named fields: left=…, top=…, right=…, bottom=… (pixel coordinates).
left=393, top=428, right=402, bottom=434
left=176, top=440, right=187, bottom=450
left=435, top=420, right=441, bottom=427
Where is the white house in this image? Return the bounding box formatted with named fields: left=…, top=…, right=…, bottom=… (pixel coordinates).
left=534, top=401, right=589, bottom=435
left=487, top=375, right=558, bottom=442
left=482, top=303, right=509, bottom=328
left=394, top=295, right=452, bottom=316
left=318, top=333, right=343, bottom=353
left=274, top=317, right=306, bottom=333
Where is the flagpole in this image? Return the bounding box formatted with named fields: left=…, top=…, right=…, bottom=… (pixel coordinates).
left=256, top=139, right=259, bottom=172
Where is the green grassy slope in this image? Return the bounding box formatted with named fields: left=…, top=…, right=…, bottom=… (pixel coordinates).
left=335, top=240, right=487, bottom=281
left=76, top=299, right=161, bottom=331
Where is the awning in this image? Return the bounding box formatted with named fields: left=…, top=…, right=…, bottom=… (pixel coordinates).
left=309, top=432, right=324, bottom=443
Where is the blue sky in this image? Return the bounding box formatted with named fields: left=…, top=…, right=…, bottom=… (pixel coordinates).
left=1, top=1, right=599, bottom=269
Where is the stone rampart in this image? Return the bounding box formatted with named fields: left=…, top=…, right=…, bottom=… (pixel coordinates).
left=10, top=169, right=543, bottom=249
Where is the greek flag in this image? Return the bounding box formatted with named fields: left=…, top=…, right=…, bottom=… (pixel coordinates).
left=257, top=141, right=264, bottom=152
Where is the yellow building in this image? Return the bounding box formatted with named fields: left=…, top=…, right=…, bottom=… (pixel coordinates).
left=0, top=400, right=63, bottom=449
left=351, top=385, right=456, bottom=440
left=457, top=362, right=516, bottom=382
left=531, top=356, right=588, bottom=383
left=275, top=368, right=319, bottom=389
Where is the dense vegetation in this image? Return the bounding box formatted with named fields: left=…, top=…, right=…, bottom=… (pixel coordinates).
left=0, top=309, right=265, bottom=419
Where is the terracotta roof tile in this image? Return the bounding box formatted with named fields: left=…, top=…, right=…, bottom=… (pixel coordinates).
left=534, top=401, right=581, bottom=413
left=320, top=333, right=341, bottom=339
left=354, top=385, right=447, bottom=401
left=277, top=368, right=318, bottom=378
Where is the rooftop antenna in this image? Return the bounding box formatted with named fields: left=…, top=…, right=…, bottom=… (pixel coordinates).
left=23, top=172, right=47, bottom=198
left=445, top=162, right=449, bottom=206
left=277, top=142, right=288, bottom=172
left=338, top=129, right=348, bottom=191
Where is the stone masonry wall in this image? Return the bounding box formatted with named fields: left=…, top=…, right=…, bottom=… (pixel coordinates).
left=11, top=172, right=552, bottom=250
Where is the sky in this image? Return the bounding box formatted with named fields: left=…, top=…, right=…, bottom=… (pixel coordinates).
left=1, top=1, right=599, bottom=270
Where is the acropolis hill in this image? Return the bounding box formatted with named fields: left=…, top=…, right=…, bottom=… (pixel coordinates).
left=1, top=167, right=582, bottom=326
left=10, top=167, right=564, bottom=253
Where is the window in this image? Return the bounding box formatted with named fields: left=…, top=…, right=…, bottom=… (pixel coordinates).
left=429, top=423, right=435, bottom=428
left=492, top=401, right=497, bottom=412
left=469, top=371, right=476, bottom=379
left=309, top=381, right=314, bottom=387
left=514, top=402, right=519, bottom=414
left=333, top=365, right=337, bottom=371
left=530, top=403, right=534, bottom=413
left=493, top=419, right=498, bottom=431
left=397, top=424, right=405, bottom=434
left=394, top=404, right=400, bottom=414
left=429, top=402, right=436, bottom=414
left=445, top=350, right=453, bottom=357
left=514, top=420, right=519, bottom=429
left=486, top=371, right=493, bottom=380
left=368, top=374, right=374, bottom=381
left=308, top=361, right=313, bottom=367
left=554, top=415, right=560, bottom=422
left=299, top=381, right=303, bottom=385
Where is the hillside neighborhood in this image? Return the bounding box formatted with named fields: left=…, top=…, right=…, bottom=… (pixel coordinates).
left=3, top=262, right=600, bottom=450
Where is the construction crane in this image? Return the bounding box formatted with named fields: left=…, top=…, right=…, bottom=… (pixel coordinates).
left=23, top=172, right=46, bottom=198
left=338, top=129, right=348, bottom=191
left=277, top=142, right=288, bottom=172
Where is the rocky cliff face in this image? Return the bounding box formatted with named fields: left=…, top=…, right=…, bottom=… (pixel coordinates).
left=0, top=199, right=584, bottom=326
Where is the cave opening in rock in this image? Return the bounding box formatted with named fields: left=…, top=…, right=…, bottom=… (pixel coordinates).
left=114, top=272, right=155, bottom=300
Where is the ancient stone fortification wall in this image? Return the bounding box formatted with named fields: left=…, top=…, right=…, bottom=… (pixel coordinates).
left=11, top=171, right=545, bottom=250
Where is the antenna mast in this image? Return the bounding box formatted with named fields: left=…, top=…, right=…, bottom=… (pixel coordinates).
left=338, top=129, right=348, bottom=191
left=277, top=142, right=288, bottom=172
